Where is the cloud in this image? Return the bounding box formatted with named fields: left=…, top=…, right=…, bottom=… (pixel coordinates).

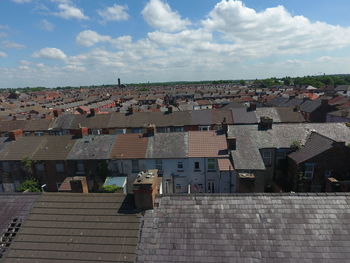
left=12, top=0, right=32, bottom=3
left=202, top=0, right=350, bottom=57
left=0, top=51, right=7, bottom=58
left=32, top=47, right=67, bottom=60
left=97, top=4, right=129, bottom=23
left=39, top=19, right=55, bottom=31
left=76, top=30, right=111, bottom=47
left=76, top=30, right=132, bottom=48
left=142, top=0, right=190, bottom=32
left=2, top=40, right=25, bottom=49
left=54, top=2, right=88, bottom=20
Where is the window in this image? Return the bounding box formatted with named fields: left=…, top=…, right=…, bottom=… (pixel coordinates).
left=91, top=129, right=101, bottom=135
left=324, top=170, right=332, bottom=178
left=177, top=161, right=184, bottom=171
left=24, top=132, right=31, bottom=136
left=262, top=150, right=272, bottom=166
left=35, top=131, right=44, bottom=136
left=304, top=163, right=315, bottom=180
left=207, top=159, right=216, bottom=171
left=170, top=126, right=184, bottom=132
left=2, top=162, right=11, bottom=172
left=155, top=159, right=163, bottom=172
left=156, top=127, right=168, bottom=133
left=35, top=163, right=45, bottom=172
left=56, top=163, right=64, bottom=173
left=199, top=126, right=210, bottom=131
left=76, top=161, right=85, bottom=174
left=132, top=160, right=139, bottom=173
left=194, top=161, right=200, bottom=171
left=132, top=128, right=142, bottom=134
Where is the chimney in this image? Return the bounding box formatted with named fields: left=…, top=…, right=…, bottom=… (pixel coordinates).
left=127, top=106, right=133, bottom=115
left=118, top=78, right=121, bottom=88
left=41, top=114, right=46, bottom=119
left=26, top=114, right=31, bottom=120
left=133, top=170, right=160, bottom=210
left=247, top=102, right=256, bottom=112
left=12, top=115, right=17, bottom=121
left=75, top=127, right=89, bottom=138
left=321, top=99, right=329, bottom=106
left=53, top=109, right=60, bottom=117
left=293, top=105, right=300, bottom=112
left=166, top=106, right=173, bottom=114
left=227, top=137, right=236, bottom=150
left=90, top=108, right=98, bottom=116
left=9, top=129, right=23, bottom=141
left=145, top=124, right=156, bottom=137
left=258, top=116, right=273, bottom=130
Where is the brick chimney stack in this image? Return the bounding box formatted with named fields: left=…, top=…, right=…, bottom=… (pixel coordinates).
left=9, top=129, right=23, bottom=141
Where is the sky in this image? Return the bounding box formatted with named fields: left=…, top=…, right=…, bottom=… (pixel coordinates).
left=1, top=0, right=350, bottom=88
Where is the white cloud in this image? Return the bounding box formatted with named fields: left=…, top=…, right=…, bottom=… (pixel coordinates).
left=142, top=0, right=191, bottom=32
left=97, top=4, right=129, bottom=23
left=12, top=0, right=32, bottom=3
left=54, top=3, right=88, bottom=20
left=39, top=19, right=55, bottom=31
left=0, top=32, right=7, bottom=38
left=76, top=30, right=132, bottom=48
left=32, top=47, right=67, bottom=60
left=76, top=30, right=111, bottom=47
left=2, top=40, right=25, bottom=49
left=0, top=51, right=7, bottom=58
left=202, top=0, right=350, bottom=57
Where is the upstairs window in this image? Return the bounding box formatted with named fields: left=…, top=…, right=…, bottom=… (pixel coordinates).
left=177, top=161, right=184, bottom=171
left=155, top=159, right=163, bottom=172
left=132, top=160, right=139, bottom=173
left=262, top=150, right=272, bottom=167
left=304, top=163, right=315, bottom=180
left=56, top=163, right=64, bottom=173
left=35, top=163, right=45, bottom=172
left=207, top=159, right=216, bottom=171
left=194, top=162, right=200, bottom=171
left=76, top=161, right=85, bottom=173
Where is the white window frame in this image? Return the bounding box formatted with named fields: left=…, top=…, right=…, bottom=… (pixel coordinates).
left=304, top=163, right=315, bottom=180
left=199, top=126, right=210, bottom=131
left=177, top=161, right=184, bottom=171
left=262, top=150, right=272, bottom=166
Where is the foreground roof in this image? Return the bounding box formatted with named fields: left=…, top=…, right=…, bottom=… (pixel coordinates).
left=2, top=193, right=141, bottom=263
left=138, top=194, right=350, bottom=263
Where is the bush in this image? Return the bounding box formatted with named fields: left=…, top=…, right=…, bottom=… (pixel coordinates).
left=102, top=185, right=123, bottom=193
left=19, top=178, right=41, bottom=192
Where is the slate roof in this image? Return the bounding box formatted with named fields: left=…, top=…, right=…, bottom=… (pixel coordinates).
left=137, top=194, right=350, bottom=263
left=276, top=107, right=305, bottom=123
left=288, top=132, right=336, bottom=164
left=188, top=131, right=228, bottom=158
left=228, top=123, right=350, bottom=170
left=110, top=134, right=148, bottom=159
left=231, top=108, right=258, bottom=124
left=255, top=108, right=281, bottom=122
left=2, top=193, right=141, bottom=263
left=32, top=135, right=75, bottom=161
left=300, top=100, right=321, bottom=113
left=67, top=135, right=116, bottom=160
left=146, top=132, right=188, bottom=159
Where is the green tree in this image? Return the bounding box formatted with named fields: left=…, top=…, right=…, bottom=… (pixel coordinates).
left=21, top=157, right=34, bottom=176
left=19, top=178, right=41, bottom=192
left=239, top=80, right=246, bottom=86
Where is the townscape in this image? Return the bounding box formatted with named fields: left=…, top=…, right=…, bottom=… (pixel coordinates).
left=2, top=0, right=350, bottom=262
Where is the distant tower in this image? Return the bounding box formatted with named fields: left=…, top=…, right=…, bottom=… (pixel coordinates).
left=118, top=78, right=121, bottom=88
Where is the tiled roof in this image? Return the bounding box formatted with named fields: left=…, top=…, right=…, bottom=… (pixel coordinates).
left=110, top=134, right=148, bottom=159
left=138, top=194, right=350, bottom=263
left=217, top=158, right=234, bottom=171
left=188, top=131, right=228, bottom=158
left=2, top=193, right=140, bottom=263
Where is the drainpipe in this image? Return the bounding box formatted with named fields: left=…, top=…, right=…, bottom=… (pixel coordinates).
left=204, top=157, right=207, bottom=193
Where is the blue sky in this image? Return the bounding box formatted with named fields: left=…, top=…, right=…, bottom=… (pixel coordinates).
left=1, top=0, right=350, bottom=88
